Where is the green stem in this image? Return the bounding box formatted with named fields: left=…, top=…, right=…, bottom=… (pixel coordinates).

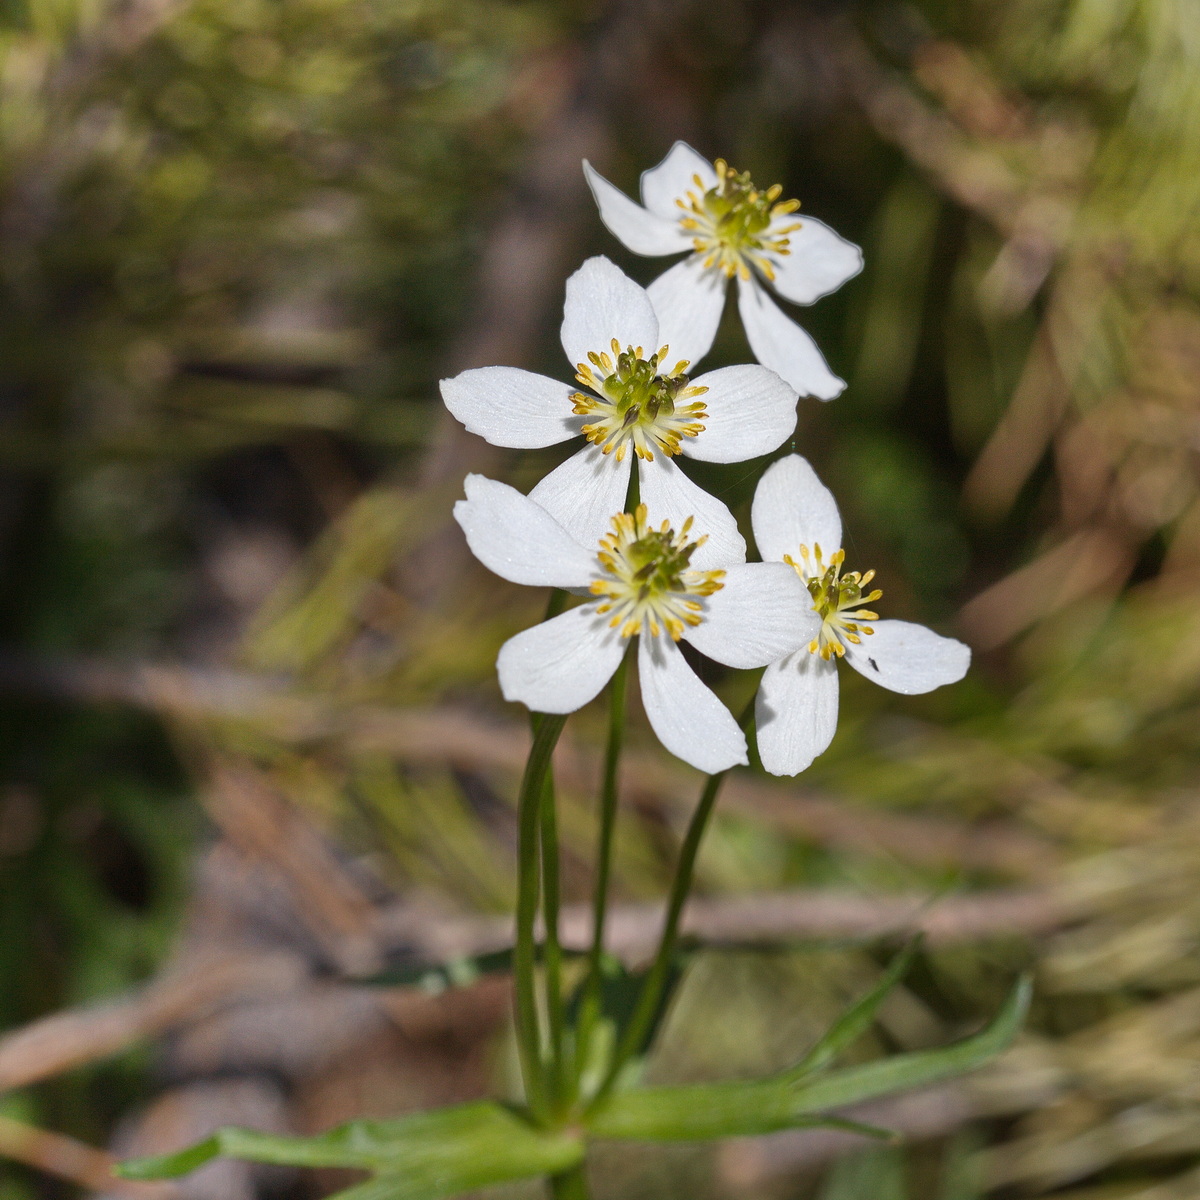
left=515, top=711, right=568, bottom=1122
left=588, top=701, right=756, bottom=1110
left=548, top=1162, right=590, bottom=1199
left=574, top=642, right=633, bottom=1082
left=539, top=766, right=566, bottom=1106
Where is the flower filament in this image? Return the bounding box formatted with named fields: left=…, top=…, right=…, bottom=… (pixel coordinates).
left=572, top=340, right=709, bottom=462
left=592, top=506, right=725, bottom=640
left=783, top=544, right=882, bottom=660
left=676, top=159, right=802, bottom=282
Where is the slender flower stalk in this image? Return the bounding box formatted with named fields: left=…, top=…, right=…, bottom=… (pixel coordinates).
left=538, top=766, right=567, bottom=1107
left=514, top=712, right=568, bottom=1121
left=587, top=701, right=755, bottom=1111
left=574, top=644, right=633, bottom=1085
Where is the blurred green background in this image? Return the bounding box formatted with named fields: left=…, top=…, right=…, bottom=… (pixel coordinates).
left=4, top=0, right=1200, bottom=1196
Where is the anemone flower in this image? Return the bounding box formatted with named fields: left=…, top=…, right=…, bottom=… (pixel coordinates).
left=455, top=473, right=816, bottom=774
left=441, top=255, right=797, bottom=561
left=584, top=142, right=861, bottom=400
left=751, top=454, right=970, bottom=775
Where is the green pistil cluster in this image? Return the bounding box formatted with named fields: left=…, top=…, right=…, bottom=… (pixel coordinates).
left=600, top=345, right=692, bottom=424
left=573, top=340, right=708, bottom=462
left=592, top=507, right=725, bottom=640
left=703, top=164, right=778, bottom=247
left=678, top=159, right=802, bottom=282
left=784, top=544, right=882, bottom=660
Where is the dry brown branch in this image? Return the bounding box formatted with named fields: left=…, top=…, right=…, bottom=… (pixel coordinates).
left=0, top=883, right=1072, bottom=1097
left=0, top=1116, right=177, bottom=1197
left=0, top=951, right=303, bottom=1093
left=385, top=884, right=1078, bottom=966
left=835, top=30, right=1028, bottom=237
left=0, top=652, right=1063, bottom=879
left=203, top=760, right=382, bottom=975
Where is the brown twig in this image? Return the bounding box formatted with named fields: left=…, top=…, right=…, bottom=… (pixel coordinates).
left=0, top=651, right=1063, bottom=879
left=202, top=760, right=383, bottom=975
left=383, top=884, right=1078, bottom=966
left=0, top=951, right=303, bottom=1093
left=0, top=1116, right=177, bottom=1197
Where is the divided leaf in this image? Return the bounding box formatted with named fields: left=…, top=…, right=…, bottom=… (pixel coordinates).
left=587, top=975, right=1031, bottom=1141
left=116, top=1101, right=584, bottom=1200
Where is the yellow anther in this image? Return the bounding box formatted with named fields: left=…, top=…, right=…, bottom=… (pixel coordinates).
left=590, top=506, right=724, bottom=642
left=787, top=542, right=884, bottom=662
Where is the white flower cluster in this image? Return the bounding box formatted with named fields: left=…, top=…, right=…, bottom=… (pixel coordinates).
left=442, top=143, right=969, bottom=777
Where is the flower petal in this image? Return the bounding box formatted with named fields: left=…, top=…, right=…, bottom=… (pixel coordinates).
left=636, top=454, right=745, bottom=570
left=683, top=562, right=818, bottom=668
left=766, top=214, right=863, bottom=306
left=453, top=474, right=596, bottom=588
left=737, top=277, right=845, bottom=400
left=440, top=366, right=580, bottom=449
left=842, top=619, right=971, bottom=695
left=637, top=634, right=747, bottom=773
left=682, top=364, right=797, bottom=463
left=528, top=445, right=632, bottom=553
left=640, top=141, right=718, bottom=222
left=646, top=254, right=727, bottom=370
left=560, top=256, right=659, bottom=371
left=498, top=604, right=626, bottom=714
left=755, top=652, right=839, bottom=776
left=750, top=454, right=842, bottom=564
left=583, top=161, right=693, bottom=257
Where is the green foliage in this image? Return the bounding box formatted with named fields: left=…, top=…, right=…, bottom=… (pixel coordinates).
left=116, top=953, right=1027, bottom=1192
left=117, top=1101, right=585, bottom=1197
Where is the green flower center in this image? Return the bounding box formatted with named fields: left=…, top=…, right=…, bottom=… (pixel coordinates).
left=572, top=340, right=709, bottom=462
left=783, top=544, right=882, bottom=660
left=677, top=159, right=803, bottom=282
left=591, top=506, right=725, bottom=640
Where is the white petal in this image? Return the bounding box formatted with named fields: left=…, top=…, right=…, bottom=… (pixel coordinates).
left=498, top=604, right=626, bottom=714
left=640, top=141, right=718, bottom=222
left=583, top=161, right=692, bottom=257
left=766, top=215, right=863, bottom=306
left=453, top=474, right=596, bottom=589
left=683, top=365, right=797, bottom=463
left=637, top=454, right=745, bottom=570
left=646, top=255, right=727, bottom=370
left=750, top=454, right=842, bottom=564
left=440, top=367, right=579, bottom=449
left=528, top=445, right=632, bottom=553
left=842, top=620, right=971, bottom=695
left=637, top=634, right=747, bottom=773
left=683, top=563, right=818, bottom=669
left=560, top=256, right=659, bottom=371
left=737, top=277, right=845, bottom=401
left=755, top=652, right=839, bottom=776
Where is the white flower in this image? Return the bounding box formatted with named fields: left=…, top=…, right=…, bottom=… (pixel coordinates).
left=454, top=473, right=818, bottom=775
left=750, top=455, right=971, bottom=776
left=583, top=142, right=862, bottom=400
left=440, top=255, right=798, bottom=562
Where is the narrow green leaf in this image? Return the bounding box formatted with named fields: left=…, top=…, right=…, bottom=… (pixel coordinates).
left=587, top=975, right=1030, bottom=1141
left=784, top=940, right=921, bottom=1082
left=117, top=1137, right=222, bottom=1180
left=783, top=974, right=1031, bottom=1112
left=117, top=1101, right=583, bottom=1199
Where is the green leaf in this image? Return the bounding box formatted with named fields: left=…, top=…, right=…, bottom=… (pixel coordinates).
left=117, top=1101, right=584, bottom=1199
left=587, top=975, right=1030, bottom=1141
left=785, top=939, right=921, bottom=1082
